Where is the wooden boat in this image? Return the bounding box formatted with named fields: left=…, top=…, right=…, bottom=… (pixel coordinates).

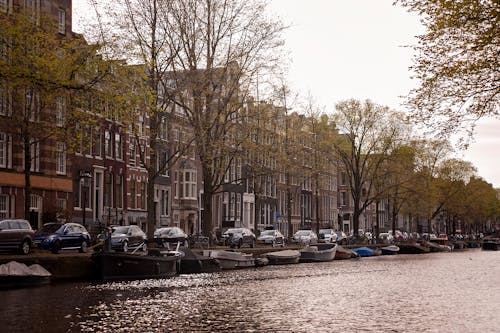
left=482, top=238, right=500, bottom=251
left=352, top=246, right=378, bottom=257
left=203, top=250, right=255, bottom=269
left=178, top=247, right=221, bottom=274
left=335, top=245, right=358, bottom=259
left=0, top=261, right=51, bottom=289
left=380, top=245, right=399, bottom=255
left=265, top=250, right=301, bottom=265
left=255, top=256, right=269, bottom=267
left=397, top=242, right=430, bottom=254
left=92, top=249, right=183, bottom=281
left=299, top=243, right=337, bottom=262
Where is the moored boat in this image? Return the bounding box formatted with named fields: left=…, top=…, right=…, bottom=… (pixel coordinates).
left=352, top=246, right=378, bottom=257
left=178, top=247, right=221, bottom=274
left=0, top=261, right=51, bottom=289
left=299, top=243, right=337, bottom=262
left=335, top=245, right=358, bottom=259
left=265, top=249, right=301, bottom=265
left=203, top=250, right=255, bottom=269
left=482, top=238, right=500, bottom=251
left=92, top=249, right=183, bottom=281
left=397, top=242, right=430, bottom=254
left=380, top=245, right=399, bottom=255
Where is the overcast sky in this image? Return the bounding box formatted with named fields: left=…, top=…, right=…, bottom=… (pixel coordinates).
left=73, top=0, right=500, bottom=188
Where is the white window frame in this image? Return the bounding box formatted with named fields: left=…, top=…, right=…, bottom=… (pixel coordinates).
left=129, top=141, right=136, bottom=167
left=115, top=133, right=123, bottom=160
left=30, top=138, right=39, bottom=172
left=104, top=130, right=112, bottom=158
left=0, top=194, right=8, bottom=219
left=0, top=132, right=9, bottom=168
left=56, top=96, right=65, bottom=126
left=58, top=8, right=65, bottom=34
left=56, top=142, right=66, bottom=175
left=183, top=170, right=197, bottom=199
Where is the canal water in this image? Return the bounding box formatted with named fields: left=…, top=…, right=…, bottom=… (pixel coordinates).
left=1, top=249, right=499, bottom=332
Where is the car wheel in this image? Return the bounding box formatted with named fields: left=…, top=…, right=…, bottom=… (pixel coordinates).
left=51, top=241, right=61, bottom=254
left=122, top=241, right=128, bottom=252
left=20, top=240, right=31, bottom=255
left=79, top=241, right=88, bottom=253
left=142, top=242, right=148, bottom=252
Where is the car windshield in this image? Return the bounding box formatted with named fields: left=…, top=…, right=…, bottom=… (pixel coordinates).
left=37, top=224, right=64, bottom=235
left=319, top=229, right=332, bottom=235
left=112, top=226, right=130, bottom=234
left=295, top=230, right=310, bottom=236
left=158, top=228, right=180, bottom=236
left=260, top=230, right=274, bottom=236
left=226, top=228, right=243, bottom=234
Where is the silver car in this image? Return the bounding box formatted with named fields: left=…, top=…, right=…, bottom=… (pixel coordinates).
left=257, top=230, right=285, bottom=247
left=292, top=230, right=318, bottom=245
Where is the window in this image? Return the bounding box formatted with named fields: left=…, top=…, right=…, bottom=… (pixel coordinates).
left=139, top=182, right=146, bottom=209
left=84, top=126, right=92, bottom=156
left=183, top=170, right=197, bottom=199
left=160, top=190, right=169, bottom=216
left=30, top=138, right=39, bottom=172
left=159, top=117, right=168, bottom=140
left=0, top=132, right=9, bottom=168
left=0, top=195, right=8, bottom=219
left=129, top=181, right=136, bottom=209
left=340, top=191, right=348, bottom=207
left=105, top=172, right=113, bottom=207
left=129, top=141, right=136, bottom=166
left=94, top=129, right=102, bottom=157
left=340, top=172, right=347, bottom=186
left=56, top=96, right=65, bottom=126
left=116, top=175, right=123, bottom=209
left=173, top=171, right=179, bottom=199
left=0, top=86, right=11, bottom=116
left=58, top=8, right=66, bottom=34
left=115, top=133, right=123, bottom=160
left=56, top=142, right=66, bottom=175
left=0, top=0, right=10, bottom=13
left=25, top=89, right=39, bottom=122
left=104, top=130, right=112, bottom=157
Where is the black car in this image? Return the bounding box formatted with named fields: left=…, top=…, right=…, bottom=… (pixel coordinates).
left=222, top=227, right=256, bottom=248
left=154, top=227, right=188, bottom=247
left=110, top=225, right=147, bottom=252
left=34, top=223, right=91, bottom=254
left=0, top=219, right=35, bottom=254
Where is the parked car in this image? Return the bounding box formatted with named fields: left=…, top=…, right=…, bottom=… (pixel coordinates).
left=378, top=232, right=394, bottom=244
left=318, top=229, right=337, bottom=243
left=154, top=227, right=188, bottom=247
left=109, top=225, right=147, bottom=252
left=0, top=219, right=35, bottom=254
left=335, top=231, right=348, bottom=245
left=34, top=223, right=91, bottom=254
left=257, top=230, right=285, bottom=247
left=292, top=230, right=318, bottom=245
left=222, top=228, right=256, bottom=248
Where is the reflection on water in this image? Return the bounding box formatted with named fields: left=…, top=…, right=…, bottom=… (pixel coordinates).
left=1, top=250, right=500, bottom=332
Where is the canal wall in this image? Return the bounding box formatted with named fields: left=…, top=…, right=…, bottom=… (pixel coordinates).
left=0, top=253, right=95, bottom=281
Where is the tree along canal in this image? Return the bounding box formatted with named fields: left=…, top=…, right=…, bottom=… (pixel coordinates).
left=1, top=249, right=499, bottom=332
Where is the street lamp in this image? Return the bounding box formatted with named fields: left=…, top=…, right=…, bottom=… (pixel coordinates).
left=80, top=171, right=92, bottom=228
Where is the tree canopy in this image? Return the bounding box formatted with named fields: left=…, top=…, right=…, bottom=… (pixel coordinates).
left=398, top=0, right=499, bottom=139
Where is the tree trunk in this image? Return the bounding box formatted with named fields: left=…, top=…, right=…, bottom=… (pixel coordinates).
left=146, top=173, right=156, bottom=241
left=24, top=136, right=31, bottom=222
